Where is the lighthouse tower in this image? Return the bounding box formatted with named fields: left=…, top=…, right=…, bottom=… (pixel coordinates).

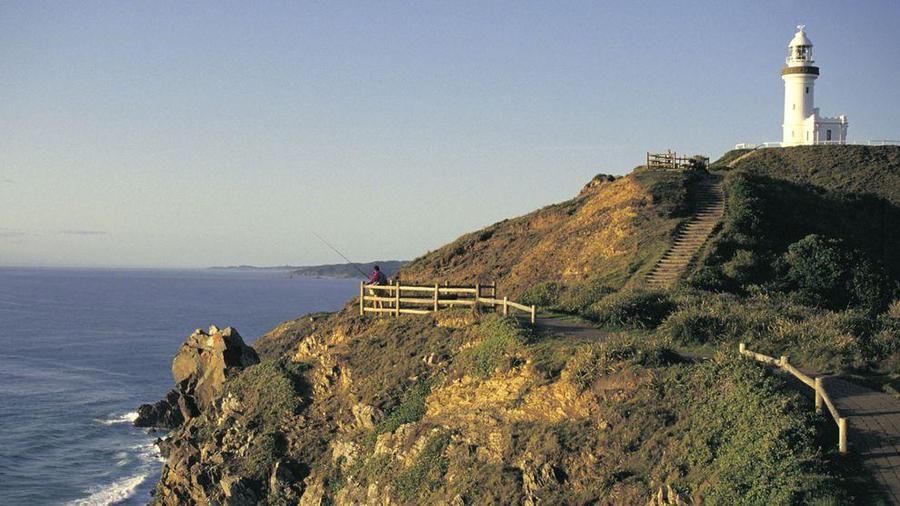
left=781, top=25, right=848, bottom=146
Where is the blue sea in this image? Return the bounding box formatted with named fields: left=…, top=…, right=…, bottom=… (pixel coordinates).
left=0, top=267, right=358, bottom=505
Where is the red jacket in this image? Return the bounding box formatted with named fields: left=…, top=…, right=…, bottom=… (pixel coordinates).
left=368, top=270, right=387, bottom=285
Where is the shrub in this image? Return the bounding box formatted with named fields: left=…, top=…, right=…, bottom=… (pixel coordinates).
left=455, top=315, right=531, bottom=378
left=393, top=432, right=451, bottom=501
left=227, top=358, right=308, bottom=431
left=241, top=431, right=288, bottom=481
left=784, top=234, right=849, bottom=307
left=722, top=249, right=764, bottom=285
left=555, top=279, right=614, bottom=315
left=585, top=290, right=675, bottom=329
left=850, top=259, right=893, bottom=314
left=565, top=338, right=678, bottom=391
left=661, top=309, right=728, bottom=345
left=784, top=234, right=893, bottom=312
left=674, top=358, right=838, bottom=504
left=375, top=375, right=442, bottom=436
left=520, top=281, right=563, bottom=308
left=686, top=265, right=727, bottom=291
left=888, top=299, right=900, bottom=319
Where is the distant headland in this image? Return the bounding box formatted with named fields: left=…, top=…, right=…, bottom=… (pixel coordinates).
left=208, top=260, right=406, bottom=279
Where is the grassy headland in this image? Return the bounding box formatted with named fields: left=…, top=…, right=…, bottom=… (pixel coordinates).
left=151, top=146, right=899, bottom=505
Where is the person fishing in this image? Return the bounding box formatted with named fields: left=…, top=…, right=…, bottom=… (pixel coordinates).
left=309, top=231, right=389, bottom=312
left=366, top=265, right=388, bottom=311
left=367, top=265, right=388, bottom=286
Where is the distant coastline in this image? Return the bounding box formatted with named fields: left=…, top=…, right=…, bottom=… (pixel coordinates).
left=209, top=260, right=406, bottom=279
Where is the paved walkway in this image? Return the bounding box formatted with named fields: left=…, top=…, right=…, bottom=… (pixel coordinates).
left=824, top=377, right=900, bottom=504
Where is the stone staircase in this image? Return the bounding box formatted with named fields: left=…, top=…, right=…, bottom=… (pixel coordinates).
left=645, top=174, right=725, bottom=289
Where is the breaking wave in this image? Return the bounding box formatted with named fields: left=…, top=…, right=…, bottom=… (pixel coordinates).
left=95, top=411, right=139, bottom=425
left=66, top=441, right=163, bottom=506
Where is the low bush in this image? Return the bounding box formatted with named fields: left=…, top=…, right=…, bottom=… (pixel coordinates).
left=519, top=281, right=563, bottom=308
left=455, top=315, right=531, bottom=378
left=784, top=234, right=893, bottom=313
left=393, top=432, right=451, bottom=501
left=554, top=279, right=614, bottom=315
left=784, top=234, right=849, bottom=307
left=374, top=375, right=442, bottom=436
left=565, top=338, right=678, bottom=391
left=586, top=290, right=675, bottom=329
left=672, top=357, right=840, bottom=504
left=722, top=249, right=765, bottom=285
left=226, top=358, right=308, bottom=431
left=241, top=431, right=288, bottom=481
left=661, top=309, right=728, bottom=345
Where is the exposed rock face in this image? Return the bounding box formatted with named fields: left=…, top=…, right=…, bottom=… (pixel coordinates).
left=171, top=326, right=260, bottom=417
left=136, top=326, right=259, bottom=429
left=135, top=389, right=183, bottom=429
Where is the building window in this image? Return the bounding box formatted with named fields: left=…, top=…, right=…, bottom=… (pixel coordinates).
left=793, top=104, right=796, bottom=110
left=827, top=129, right=832, bottom=141
left=805, top=86, right=809, bottom=94
left=806, top=131, right=809, bottom=140
left=792, top=130, right=795, bottom=138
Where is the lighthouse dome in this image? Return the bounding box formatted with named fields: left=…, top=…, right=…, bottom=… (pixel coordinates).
left=789, top=26, right=812, bottom=47
left=785, top=25, right=815, bottom=66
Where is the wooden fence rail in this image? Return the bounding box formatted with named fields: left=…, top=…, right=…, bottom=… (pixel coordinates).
left=739, top=343, right=848, bottom=454
left=646, top=150, right=710, bottom=171
left=359, top=282, right=537, bottom=324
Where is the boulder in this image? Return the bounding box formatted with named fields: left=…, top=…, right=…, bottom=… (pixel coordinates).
left=172, top=326, right=260, bottom=416
left=135, top=389, right=184, bottom=428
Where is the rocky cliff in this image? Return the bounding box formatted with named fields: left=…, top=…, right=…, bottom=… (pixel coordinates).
left=141, top=304, right=841, bottom=505
left=136, top=160, right=880, bottom=504
left=136, top=326, right=259, bottom=429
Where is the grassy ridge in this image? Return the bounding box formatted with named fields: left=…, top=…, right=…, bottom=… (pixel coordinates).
left=400, top=169, right=703, bottom=297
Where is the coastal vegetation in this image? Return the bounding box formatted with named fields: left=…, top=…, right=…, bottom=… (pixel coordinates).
left=146, top=146, right=898, bottom=504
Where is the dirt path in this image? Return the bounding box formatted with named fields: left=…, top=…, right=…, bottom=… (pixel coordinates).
left=529, top=313, right=609, bottom=341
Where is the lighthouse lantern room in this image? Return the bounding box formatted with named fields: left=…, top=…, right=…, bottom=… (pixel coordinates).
left=781, top=25, right=848, bottom=146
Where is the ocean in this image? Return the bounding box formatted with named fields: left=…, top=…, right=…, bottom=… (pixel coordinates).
left=0, top=267, right=358, bottom=505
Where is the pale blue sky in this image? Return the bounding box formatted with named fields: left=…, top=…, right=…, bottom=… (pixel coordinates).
left=2, top=1, right=898, bottom=268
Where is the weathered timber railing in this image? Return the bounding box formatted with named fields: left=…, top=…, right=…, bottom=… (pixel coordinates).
left=646, top=150, right=709, bottom=171
left=739, top=343, right=848, bottom=454
left=359, top=282, right=537, bottom=324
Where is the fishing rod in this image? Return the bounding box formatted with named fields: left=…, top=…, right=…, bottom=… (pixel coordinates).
left=311, top=231, right=370, bottom=279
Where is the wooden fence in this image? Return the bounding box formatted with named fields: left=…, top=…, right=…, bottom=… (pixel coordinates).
left=359, top=282, right=537, bottom=324
left=646, top=150, right=709, bottom=171
left=739, top=343, right=848, bottom=454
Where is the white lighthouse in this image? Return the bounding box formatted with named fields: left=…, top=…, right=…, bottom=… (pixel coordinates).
left=781, top=25, right=848, bottom=146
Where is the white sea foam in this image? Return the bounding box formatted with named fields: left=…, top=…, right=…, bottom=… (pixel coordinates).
left=66, top=472, right=148, bottom=506
left=96, top=411, right=139, bottom=425
left=133, top=441, right=166, bottom=464
left=67, top=440, right=164, bottom=505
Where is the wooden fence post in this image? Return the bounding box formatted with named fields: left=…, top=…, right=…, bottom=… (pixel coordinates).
left=433, top=284, right=439, bottom=313
left=395, top=282, right=400, bottom=317
left=530, top=305, right=536, bottom=325
left=503, top=296, right=508, bottom=316
left=838, top=418, right=848, bottom=454
left=814, top=377, right=823, bottom=415
left=474, top=283, right=480, bottom=312
left=359, top=282, right=364, bottom=316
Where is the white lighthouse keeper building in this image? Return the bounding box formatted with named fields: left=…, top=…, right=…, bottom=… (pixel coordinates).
left=781, top=25, right=848, bottom=146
